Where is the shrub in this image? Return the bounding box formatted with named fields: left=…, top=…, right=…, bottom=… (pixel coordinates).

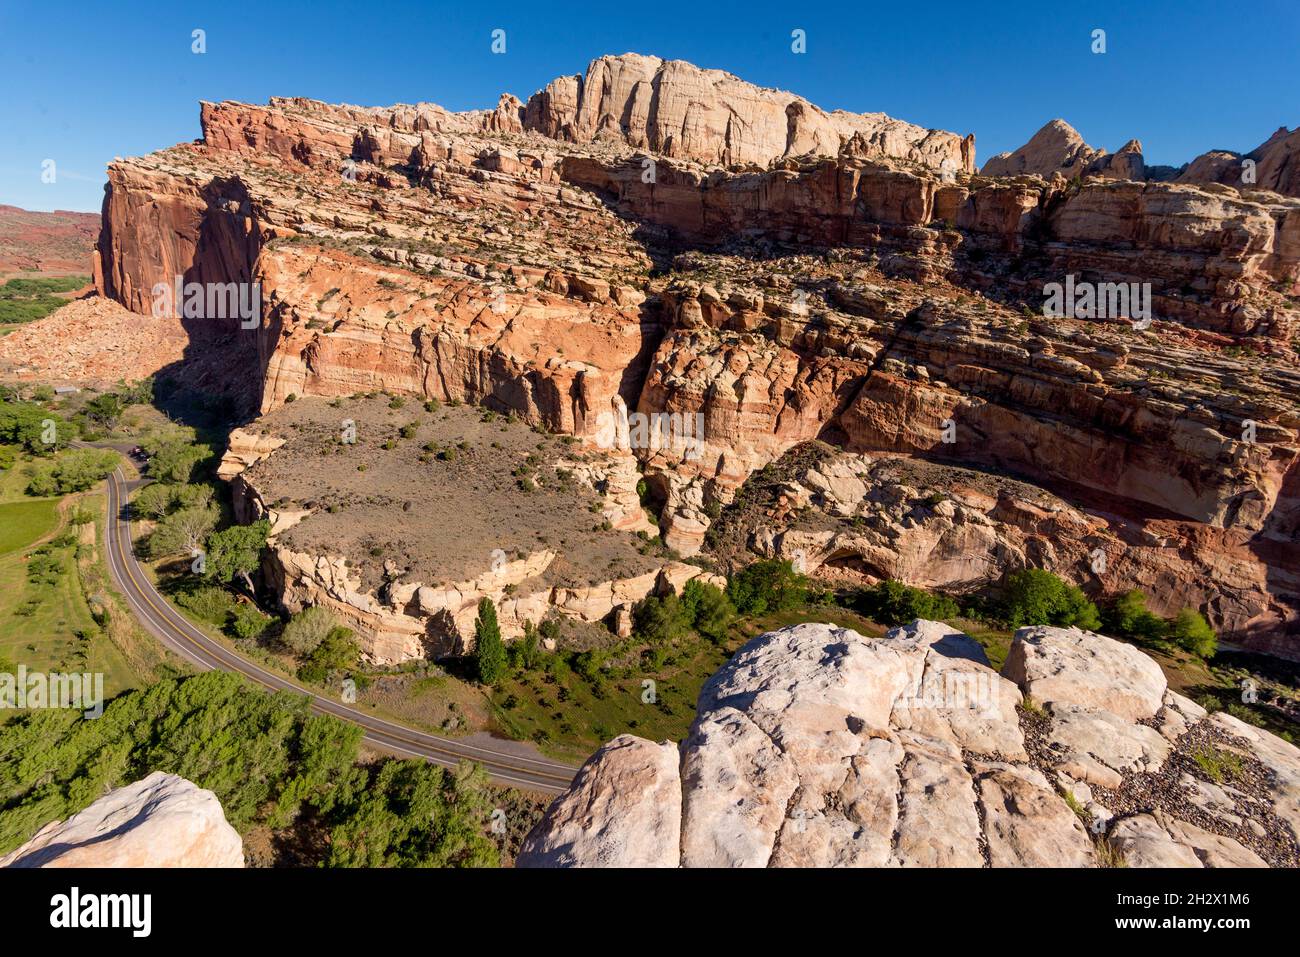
left=281, top=606, right=338, bottom=656
left=634, top=593, right=692, bottom=644
left=506, top=622, right=547, bottom=672
left=680, top=578, right=736, bottom=642
left=175, top=585, right=238, bottom=627
left=726, top=559, right=808, bottom=616
left=297, top=626, right=360, bottom=683
left=1169, top=608, right=1217, bottom=658
left=853, top=579, right=960, bottom=626
left=229, top=602, right=271, bottom=642
left=1102, top=589, right=1168, bottom=644
left=1001, top=569, right=1101, bottom=630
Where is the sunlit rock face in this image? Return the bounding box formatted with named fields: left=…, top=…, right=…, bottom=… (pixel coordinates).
left=520, top=621, right=1300, bottom=868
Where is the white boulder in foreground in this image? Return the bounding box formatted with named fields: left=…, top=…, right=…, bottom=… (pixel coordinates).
left=520, top=621, right=1300, bottom=868
left=1, top=771, right=244, bottom=868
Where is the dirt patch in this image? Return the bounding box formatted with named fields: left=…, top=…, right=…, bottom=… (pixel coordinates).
left=245, top=395, right=662, bottom=592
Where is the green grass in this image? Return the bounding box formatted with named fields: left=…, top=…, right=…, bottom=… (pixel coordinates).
left=490, top=604, right=890, bottom=760
left=1190, top=743, right=1245, bottom=784
left=0, top=524, right=100, bottom=679
left=0, top=275, right=88, bottom=325
left=490, top=634, right=738, bottom=762
left=0, top=446, right=42, bottom=503
left=0, top=448, right=171, bottom=710
left=0, top=499, right=59, bottom=555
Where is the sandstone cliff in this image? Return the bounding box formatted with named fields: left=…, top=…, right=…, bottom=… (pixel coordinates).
left=523, top=53, right=974, bottom=172
left=31, top=53, right=1292, bottom=657
left=982, top=119, right=1143, bottom=181
left=519, top=621, right=1300, bottom=867
left=0, top=772, right=244, bottom=868
left=985, top=119, right=1300, bottom=201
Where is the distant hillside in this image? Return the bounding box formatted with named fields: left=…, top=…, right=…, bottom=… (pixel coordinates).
left=0, top=204, right=99, bottom=278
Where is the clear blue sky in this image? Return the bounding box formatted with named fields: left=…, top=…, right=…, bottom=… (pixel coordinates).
left=2, top=0, right=1297, bottom=212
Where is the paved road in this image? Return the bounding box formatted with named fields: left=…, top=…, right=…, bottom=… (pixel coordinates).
left=99, top=462, right=577, bottom=794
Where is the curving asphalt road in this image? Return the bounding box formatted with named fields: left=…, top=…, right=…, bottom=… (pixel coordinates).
left=99, top=462, right=576, bottom=794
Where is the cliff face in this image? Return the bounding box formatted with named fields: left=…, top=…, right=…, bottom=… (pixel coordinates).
left=74, top=54, right=1300, bottom=656
left=518, top=621, right=1300, bottom=868
left=523, top=53, right=975, bottom=171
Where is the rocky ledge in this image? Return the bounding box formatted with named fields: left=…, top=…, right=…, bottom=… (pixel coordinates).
left=0, top=772, right=244, bottom=868
left=518, top=621, right=1300, bottom=867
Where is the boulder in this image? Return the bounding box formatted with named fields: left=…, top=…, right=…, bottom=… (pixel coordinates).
left=0, top=772, right=243, bottom=868
left=516, top=735, right=681, bottom=868
left=1001, top=626, right=1167, bottom=721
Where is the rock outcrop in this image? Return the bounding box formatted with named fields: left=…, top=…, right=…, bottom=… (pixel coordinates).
left=1179, top=127, right=1300, bottom=198
left=982, top=119, right=1143, bottom=181
left=984, top=119, right=1300, bottom=201
left=524, top=53, right=974, bottom=172
left=19, top=52, right=1288, bottom=658
left=0, top=772, right=244, bottom=868
left=519, top=621, right=1300, bottom=867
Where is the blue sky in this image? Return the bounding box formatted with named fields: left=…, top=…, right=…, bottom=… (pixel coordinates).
left=2, top=0, right=1297, bottom=212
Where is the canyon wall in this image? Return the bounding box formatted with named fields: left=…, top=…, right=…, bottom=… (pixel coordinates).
left=81, top=57, right=1300, bottom=656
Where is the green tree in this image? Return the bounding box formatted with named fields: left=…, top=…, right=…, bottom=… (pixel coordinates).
left=229, top=602, right=270, bottom=642
left=680, top=578, right=736, bottom=642
left=854, top=579, right=961, bottom=626
left=0, top=672, right=362, bottom=850
left=634, top=593, right=692, bottom=643
left=133, top=482, right=175, bottom=521
left=204, top=519, right=270, bottom=594
left=148, top=504, right=219, bottom=558
left=1169, top=608, right=1217, bottom=658
left=1102, top=589, right=1167, bottom=643
left=145, top=437, right=212, bottom=484
left=726, top=559, right=808, bottom=616
left=321, top=760, right=498, bottom=868
left=506, top=621, right=547, bottom=671
left=26, top=448, right=118, bottom=495
left=120, top=377, right=154, bottom=406
left=173, top=482, right=216, bottom=510
left=473, top=598, right=506, bottom=685
left=1001, top=569, right=1101, bottom=630
left=84, top=393, right=125, bottom=430
left=0, top=399, right=71, bottom=454
left=281, top=605, right=338, bottom=656
left=298, top=626, right=360, bottom=683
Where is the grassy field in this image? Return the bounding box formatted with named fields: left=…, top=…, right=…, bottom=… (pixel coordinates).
left=0, top=274, right=89, bottom=326
left=487, top=603, right=894, bottom=762
left=0, top=499, right=59, bottom=555
left=489, top=632, right=738, bottom=763
left=0, top=452, right=178, bottom=713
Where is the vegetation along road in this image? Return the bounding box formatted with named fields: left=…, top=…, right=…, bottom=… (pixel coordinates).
left=99, top=461, right=576, bottom=794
